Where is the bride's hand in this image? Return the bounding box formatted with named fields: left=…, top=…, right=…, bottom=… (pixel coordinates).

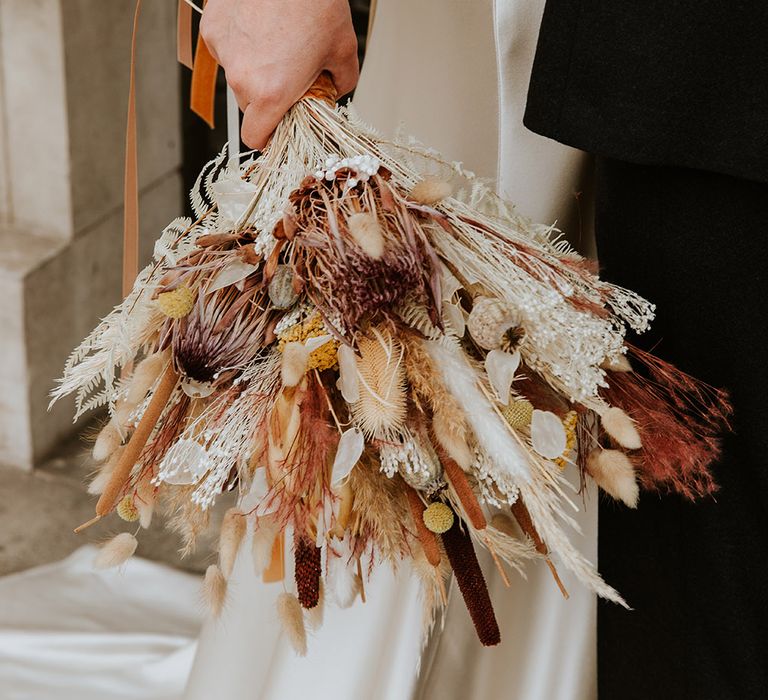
left=201, top=0, right=359, bottom=149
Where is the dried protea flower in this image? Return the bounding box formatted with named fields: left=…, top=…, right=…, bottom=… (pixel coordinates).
left=467, top=297, right=525, bottom=352
left=171, top=285, right=273, bottom=384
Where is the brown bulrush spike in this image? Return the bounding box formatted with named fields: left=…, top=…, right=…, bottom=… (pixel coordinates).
left=294, top=534, right=322, bottom=609
left=510, top=497, right=569, bottom=600
left=403, top=482, right=442, bottom=567
left=441, top=512, right=501, bottom=647
left=76, top=364, right=179, bottom=533
left=434, top=444, right=487, bottom=531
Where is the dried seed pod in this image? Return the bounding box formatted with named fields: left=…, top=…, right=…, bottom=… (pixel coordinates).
left=294, top=535, right=322, bottom=609
left=467, top=297, right=524, bottom=351
left=441, top=514, right=500, bottom=646
left=268, top=264, right=299, bottom=309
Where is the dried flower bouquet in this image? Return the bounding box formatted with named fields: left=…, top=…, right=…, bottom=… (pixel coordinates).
left=53, top=74, right=730, bottom=651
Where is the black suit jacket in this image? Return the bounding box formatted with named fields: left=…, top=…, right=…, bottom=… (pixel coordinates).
left=524, top=1, right=768, bottom=182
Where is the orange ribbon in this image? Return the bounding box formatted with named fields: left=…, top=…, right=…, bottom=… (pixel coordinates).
left=189, top=0, right=220, bottom=128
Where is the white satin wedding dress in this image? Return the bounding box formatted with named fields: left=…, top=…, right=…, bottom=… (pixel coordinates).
left=185, top=2, right=597, bottom=699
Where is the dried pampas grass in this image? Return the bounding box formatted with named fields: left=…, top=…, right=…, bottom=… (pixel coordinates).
left=403, top=336, right=472, bottom=470
left=587, top=448, right=639, bottom=508
left=600, top=406, right=642, bottom=450
left=277, top=592, right=307, bottom=656
left=203, top=564, right=227, bottom=617
left=94, top=532, right=138, bottom=569
left=219, top=508, right=246, bottom=578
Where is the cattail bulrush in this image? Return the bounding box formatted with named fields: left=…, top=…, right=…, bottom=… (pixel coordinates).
left=277, top=592, right=307, bottom=656
left=510, top=497, right=569, bottom=599
left=203, top=564, right=227, bottom=617
left=441, top=515, right=500, bottom=646
left=586, top=448, right=639, bottom=508
left=219, top=508, right=247, bottom=578
left=92, top=365, right=179, bottom=520
left=94, top=532, right=138, bottom=569
left=92, top=422, right=122, bottom=462
left=409, top=178, right=452, bottom=206
left=600, top=406, right=643, bottom=450
left=347, top=212, right=385, bottom=259
left=405, top=484, right=442, bottom=566
left=294, top=535, right=322, bottom=609
left=432, top=410, right=472, bottom=471
left=435, top=445, right=487, bottom=531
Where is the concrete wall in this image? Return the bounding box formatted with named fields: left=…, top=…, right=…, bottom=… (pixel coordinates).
left=0, top=1, right=183, bottom=469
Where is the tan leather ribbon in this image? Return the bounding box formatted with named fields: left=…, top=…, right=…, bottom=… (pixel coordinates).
left=122, top=0, right=142, bottom=299
left=190, top=0, right=219, bottom=128
left=302, top=71, right=338, bottom=106
left=176, top=0, right=194, bottom=69
left=263, top=530, right=285, bottom=583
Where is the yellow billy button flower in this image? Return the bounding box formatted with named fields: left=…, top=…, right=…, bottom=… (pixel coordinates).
left=423, top=502, right=455, bottom=534
left=158, top=286, right=195, bottom=319
left=116, top=494, right=140, bottom=522
left=501, top=399, right=535, bottom=429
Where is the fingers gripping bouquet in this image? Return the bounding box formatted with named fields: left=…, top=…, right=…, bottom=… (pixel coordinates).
left=53, top=74, right=731, bottom=651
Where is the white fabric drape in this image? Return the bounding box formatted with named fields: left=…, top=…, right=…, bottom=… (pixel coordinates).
left=186, top=2, right=597, bottom=699
left=0, top=546, right=201, bottom=700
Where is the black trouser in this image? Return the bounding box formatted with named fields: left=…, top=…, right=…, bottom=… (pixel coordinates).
left=594, top=158, right=768, bottom=700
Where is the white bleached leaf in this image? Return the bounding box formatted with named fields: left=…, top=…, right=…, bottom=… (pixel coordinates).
left=304, top=334, right=332, bottom=352
left=212, top=172, right=258, bottom=225
left=531, top=409, right=567, bottom=459
left=181, top=378, right=215, bottom=399
left=158, top=439, right=210, bottom=485
left=336, top=344, right=359, bottom=403
left=485, top=349, right=520, bottom=405
left=440, top=262, right=463, bottom=300
left=239, top=467, right=278, bottom=517
left=331, top=428, right=364, bottom=487
left=207, top=260, right=259, bottom=294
